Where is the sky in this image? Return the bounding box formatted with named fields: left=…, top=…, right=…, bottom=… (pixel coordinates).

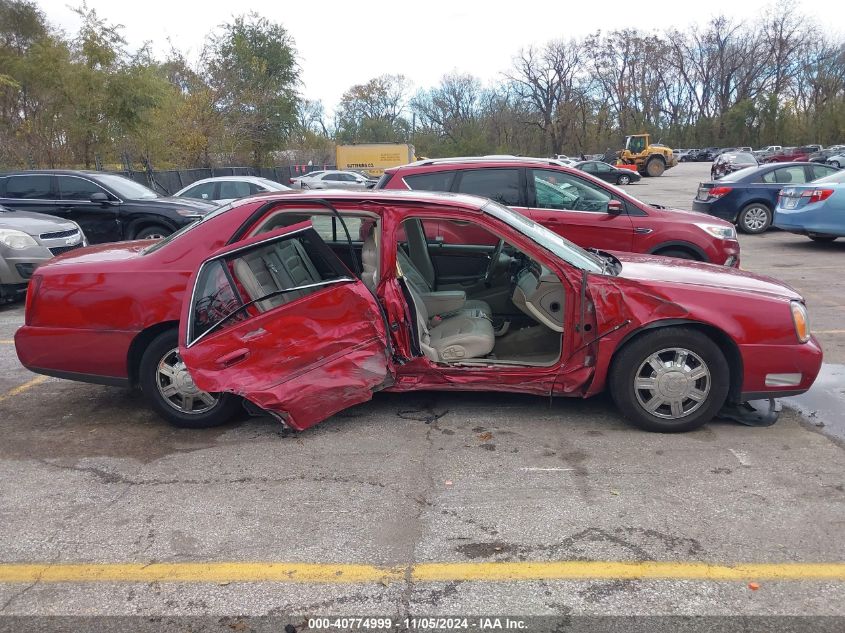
left=37, top=0, right=845, bottom=113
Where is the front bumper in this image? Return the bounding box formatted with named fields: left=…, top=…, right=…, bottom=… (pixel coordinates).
left=738, top=336, right=823, bottom=400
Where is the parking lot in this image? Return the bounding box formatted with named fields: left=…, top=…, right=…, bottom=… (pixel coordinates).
left=0, top=162, right=843, bottom=628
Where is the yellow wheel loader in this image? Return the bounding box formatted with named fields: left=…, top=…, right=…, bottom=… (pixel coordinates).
left=616, top=134, right=677, bottom=177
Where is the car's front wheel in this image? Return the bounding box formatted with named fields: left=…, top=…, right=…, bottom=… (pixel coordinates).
left=139, top=329, right=240, bottom=428
left=616, top=174, right=631, bottom=185
left=737, top=203, right=772, bottom=234
left=134, top=225, right=173, bottom=240
left=609, top=328, right=730, bottom=433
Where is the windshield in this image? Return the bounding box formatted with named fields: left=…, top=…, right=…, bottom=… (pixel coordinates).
left=812, top=170, right=845, bottom=184
left=142, top=203, right=235, bottom=254
left=732, top=153, right=757, bottom=163
left=719, top=166, right=760, bottom=182
left=96, top=174, right=159, bottom=199
left=482, top=201, right=603, bottom=273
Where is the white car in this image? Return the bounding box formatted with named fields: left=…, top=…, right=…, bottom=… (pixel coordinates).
left=173, top=176, right=290, bottom=205
left=826, top=154, right=845, bottom=169
left=289, top=170, right=376, bottom=190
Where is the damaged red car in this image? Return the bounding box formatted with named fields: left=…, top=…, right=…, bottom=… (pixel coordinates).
left=15, top=190, right=822, bottom=433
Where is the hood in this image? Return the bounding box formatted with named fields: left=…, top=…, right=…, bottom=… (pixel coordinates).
left=613, top=252, right=802, bottom=300
left=135, top=196, right=217, bottom=212
left=0, top=209, right=78, bottom=236
left=645, top=205, right=734, bottom=225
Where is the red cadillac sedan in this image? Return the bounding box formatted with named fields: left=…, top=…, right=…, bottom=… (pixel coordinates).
left=15, top=190, right=821, bottom=433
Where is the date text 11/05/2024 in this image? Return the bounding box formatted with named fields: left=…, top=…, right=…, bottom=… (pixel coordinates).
left=306, top=617, right=528, bottom=630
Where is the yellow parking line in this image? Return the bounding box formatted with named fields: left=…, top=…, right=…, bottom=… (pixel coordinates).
left=0, top=339, right=13, bottom=344
left=815, top=329, right=845, bottom=335
left=0, top=561, right=843, bottom=584
left=0, top=375, right=49, bottom=404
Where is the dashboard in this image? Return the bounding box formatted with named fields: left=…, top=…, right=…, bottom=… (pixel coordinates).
left=510, top=257, right=565, bottom=332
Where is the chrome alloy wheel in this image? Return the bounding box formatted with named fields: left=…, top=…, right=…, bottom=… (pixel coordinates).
left=633, top=347, right=711, bottom=420
left=156, top=348, right=218, bottom=414
left=742, top=207, right=769, bottom=232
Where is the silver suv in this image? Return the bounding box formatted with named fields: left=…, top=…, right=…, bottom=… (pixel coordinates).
left=0, top=206, right=86, bottom=303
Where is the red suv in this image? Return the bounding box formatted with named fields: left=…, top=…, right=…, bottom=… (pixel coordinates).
left=377, top=157, right=740, bottom=266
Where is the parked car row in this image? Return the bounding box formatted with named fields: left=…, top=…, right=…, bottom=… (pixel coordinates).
left=693, top=161, right=842, bottom=236
left=6, top=153, right=829, bottom=436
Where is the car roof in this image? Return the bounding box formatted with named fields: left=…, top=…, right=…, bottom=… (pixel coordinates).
left=0, top=169, right=107, bottom=177
left=386, top=156, right=570, bottom=173
left=182, top=176, right=280, bottom=186
left=231, top=188, right=491, bottom=212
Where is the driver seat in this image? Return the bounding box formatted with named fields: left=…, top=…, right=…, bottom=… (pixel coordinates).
left=401, top=219, right=492, bottom=317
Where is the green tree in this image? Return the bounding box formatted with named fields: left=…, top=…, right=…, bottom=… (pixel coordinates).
left=206, top=13, right=299, bottom=167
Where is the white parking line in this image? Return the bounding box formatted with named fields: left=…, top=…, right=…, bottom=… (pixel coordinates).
left=520, top=467, right=576, bottom=472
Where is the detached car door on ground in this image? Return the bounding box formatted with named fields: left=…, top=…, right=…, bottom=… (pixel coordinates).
left=177, top=223, right=395, bottom=431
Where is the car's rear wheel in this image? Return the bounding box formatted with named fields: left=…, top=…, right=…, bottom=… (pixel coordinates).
left=737, top=203, right=772, bottom=234
left=809, top=235, right=837, bottom=243
left=616, top=174, right=631, bottom=185
left=830, top=160, right=841, bottom=169
left=134, top=225, right=173, bottom=240
left=139, top=329, right=240, bottom=428
left=609, top=328, right=730, bottom=433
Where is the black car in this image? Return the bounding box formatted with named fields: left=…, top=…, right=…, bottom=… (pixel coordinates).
left=691, top=162, right=838, bottom=234
left=808, top=149, right=840, bottom=164
left=710, top=152, right=758, bottom=180
left=0, top=170, right=217, bottom=244
left=574, top=160, right=642, bottom=185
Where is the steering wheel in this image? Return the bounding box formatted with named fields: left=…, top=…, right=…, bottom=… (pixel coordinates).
left=484, top=239, right=505, bottom=286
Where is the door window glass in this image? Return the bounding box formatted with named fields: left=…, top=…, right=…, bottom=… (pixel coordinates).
left=594, top=162, right=612, bottom=173
left=182, top=182, right=216, bottom=200
left=531, top=169, right=612, bottom=212
left=189, top=228, right=350, bottom=344
left=5, top=175, right=52, bottom=199
left=403, top=171, right=456, bottom=192
left=762, top=167, right=806, bottom=184
left=219, top=181, right=251, bottom=199
left=58, top=176, right=106, bottom=200
left=456, top=169, right=521, bottom=206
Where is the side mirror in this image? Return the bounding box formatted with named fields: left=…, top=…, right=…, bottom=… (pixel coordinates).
left=90, top=192, right=109, bottom=203
left=607, top=200, right=624, bottom=214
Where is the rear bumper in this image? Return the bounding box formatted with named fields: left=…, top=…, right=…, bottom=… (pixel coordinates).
left=15, top=326, right=136, bottom=382
left=691, top=200, right=738, bottom=223
left=774, top=207, right=845, bottom=237
left=738, top=337, right=823, bottom=400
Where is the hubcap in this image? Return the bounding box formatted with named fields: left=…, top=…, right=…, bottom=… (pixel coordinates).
left=620, top=177, right=630, bottom=184
left=634, top=347, right=711, bottom=420
left=156, top=349, right=218, bottom=414
left=743, top=208, right=769, bottom=231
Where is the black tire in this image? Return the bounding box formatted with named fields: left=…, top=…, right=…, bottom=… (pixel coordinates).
left=139, top=329, right=240, bottom=428
left=616, top=174, right=631, bottom=185
left=134, top=224, right=173, bottom=240
left=737, top=203, right=772, bottom=234
left=645, top=157, right=666, bottom=177
left=654, top=248, right=699, bottom=261
left=609, top=327, right=730, bottom=433
left=809, top=235, right=837, bottom=243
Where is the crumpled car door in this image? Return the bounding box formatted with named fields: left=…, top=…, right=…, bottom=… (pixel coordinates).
left=178, top=222, right=394, bottom=431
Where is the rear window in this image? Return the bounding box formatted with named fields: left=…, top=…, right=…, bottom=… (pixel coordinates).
left=403, top=171, right=455, bottom=192
left=375, top=173, right=393, bottom=189
left=5, top=175, right=52, bottom=199
left=456, top=168, right=521, bottom=206
left=812, top=169, right=845, bottom=184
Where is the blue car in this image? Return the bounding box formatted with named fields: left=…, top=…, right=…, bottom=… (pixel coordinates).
left=774, top=169, right=845, bottom=242
left=691, top=162, right=838, bottom=234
